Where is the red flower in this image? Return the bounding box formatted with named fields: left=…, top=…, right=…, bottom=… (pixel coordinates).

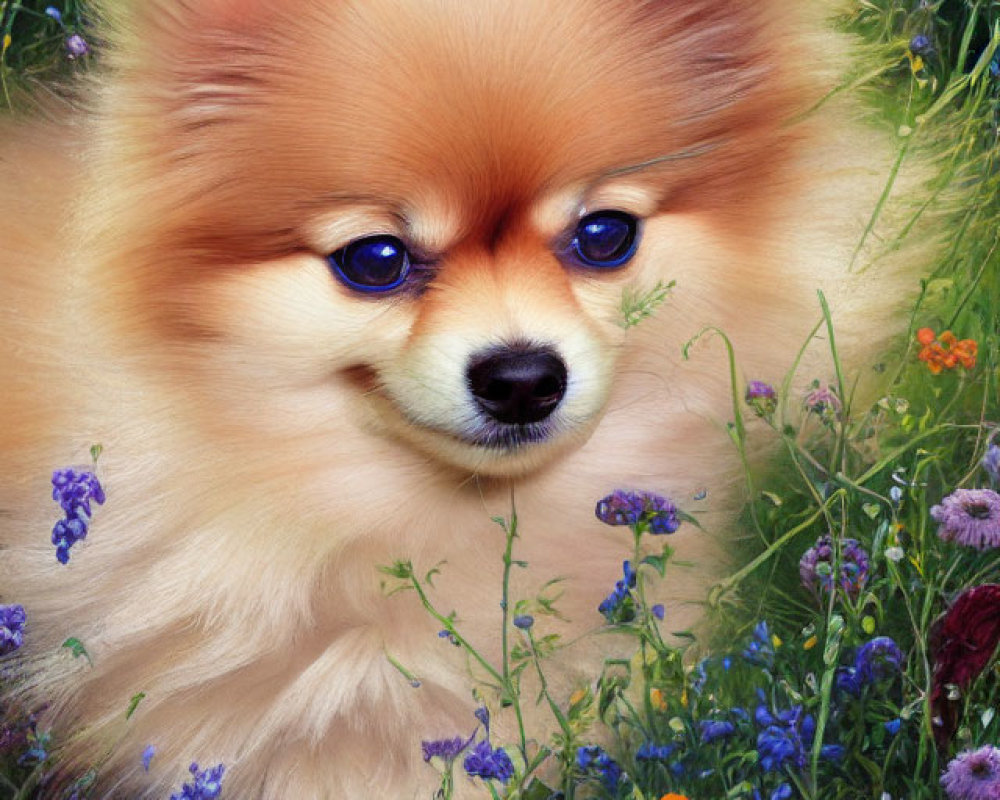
left=930, top=584, right=1000, bottom=750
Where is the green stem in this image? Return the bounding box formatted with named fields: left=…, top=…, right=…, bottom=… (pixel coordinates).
left=499, top=506, right=529, bottom=756
left=409, top=577, right=504, bottom=686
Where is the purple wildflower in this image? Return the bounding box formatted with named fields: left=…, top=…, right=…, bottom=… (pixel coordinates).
left=473, top=705, right=490, bottom=733
left=51, top=468, right=105, bottom=563
left=142, top=744, right=156, bottom=772
left=52, top=469, right=105, bottom=517
left=44, top=6, right=62, bottom=23
left=745, top=380, right=777, bottom=417
left=983, top=444, right=1000, bottom=482
left=463, top=740, right=513, bottom=783
left=799, top=536, right=870, bottom=599
left=422, top=736, right=471, bottom=764
left=651, top=604, right=664, bottom=621
left=804, top=385, right=841, bottom=418
left=941, top=745, right=1000, bottom=800
left=930, top=489, right=1000, bottom=550
left=169, top=762, right=225, bottom=800
left=0, top=605, right=26, bottom=656
left=512, top=615, right=534, bottom=630
left=65, top=34, right=89, bottom=58
left=51, top=517, right=88, bottom=565
left=595, top=490, right=680, bottom=534
left=855, top=637, right=905, bottom=683
left=839, top=637, right=904, bottom=696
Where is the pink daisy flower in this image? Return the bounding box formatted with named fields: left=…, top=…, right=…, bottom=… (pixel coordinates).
left=941, top=745, right=1000, bottom=800
left=930, top=489, right=1000, bottom=550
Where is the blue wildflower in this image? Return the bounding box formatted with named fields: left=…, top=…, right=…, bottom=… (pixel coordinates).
left=742, top=621, right=775, bottom=668
left=757, top=724, right=804, bottom=773
left=651, top=604, right=665, bottom=620
left=700, top=719, right=736, bottom=743
left=576, top=745, right=622, bottom=790
left=820, top=744, right=846, bottom=761
left=141, top=744, right=156, bottom=772
left=755, top=703, right=816, bottom=773
left=909, top=34, right=932, bottom=55
left=437, top=629, right=459, bottom=646
left=884, top=718, right=902, bottom=736
left=855, top=637, right=905, bottom=684
left=463, top=740, right=513, bottom=783
left=17, top=723, right=49, bottom=767
left=169, top=762, right=224, bottom=800
left=771, top=783, right=793, bottom=800
left=595, top=490, right=680, bottom=534
left=836, top=667, right=862, bottom=697
left=44, top=6, right=62, bottom=23
left=512, top=614, right=534, bottom=630
left=598, top=560, right=637, bottom=623
left=635, top=742, right=675, bottom=761
left=0, top=604, right=26, bottom=656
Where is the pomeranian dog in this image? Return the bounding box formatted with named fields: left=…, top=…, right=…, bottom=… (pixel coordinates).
left=0, top=0, right=924, bottom=796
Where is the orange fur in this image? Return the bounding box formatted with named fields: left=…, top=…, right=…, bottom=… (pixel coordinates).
left=0, top=1, right=926, bottom=797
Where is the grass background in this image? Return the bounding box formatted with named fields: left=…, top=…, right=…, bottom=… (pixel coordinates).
left=1, top=0, right=999, bottom=798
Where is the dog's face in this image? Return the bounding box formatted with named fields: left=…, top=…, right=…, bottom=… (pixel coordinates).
left=93, top=0, right=805, bottom=479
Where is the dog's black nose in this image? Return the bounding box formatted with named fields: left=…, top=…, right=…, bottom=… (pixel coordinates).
left=466, top=346, right=568, bottom=425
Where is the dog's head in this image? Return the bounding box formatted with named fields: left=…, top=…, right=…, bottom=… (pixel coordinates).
left=89, top=0, right=808, bottom=478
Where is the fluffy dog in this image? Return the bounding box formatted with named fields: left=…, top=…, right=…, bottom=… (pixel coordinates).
left=0, top=0, right=920, bottom=796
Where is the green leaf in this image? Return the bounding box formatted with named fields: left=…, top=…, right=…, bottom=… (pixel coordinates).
left=62, top=637, right=92, bottom=666
left=823, top=615, right=845, bottom=667
left=641, top=553, right=668, bottom=577
left=521, top=779, right=555, bottom=800
left=377, top=560, right=414, bottom=579
left=761, top=491, right=783, bottom=507
left=125, top=692, right=146, bottom=720
left=619, top=279, right=675, bottom=329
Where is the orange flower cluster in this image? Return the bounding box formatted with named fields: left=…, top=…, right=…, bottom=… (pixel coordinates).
left=917, top=327, right=977, bottom=374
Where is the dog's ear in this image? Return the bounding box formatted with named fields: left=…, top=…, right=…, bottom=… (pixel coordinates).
left=94, top=0, right=280, bottom=75
left=94, top=0, right=270, bottom=39
left=92, top=0, right=289, bottom=137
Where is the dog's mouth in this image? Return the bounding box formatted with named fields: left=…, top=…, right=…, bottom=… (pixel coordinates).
left=342, top=362, right=575, bottom=464
left=454, top=418, right=557, bottom=450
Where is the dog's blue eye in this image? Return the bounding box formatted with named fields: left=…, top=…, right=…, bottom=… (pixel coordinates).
left=571, top=211, right=639, bottom=268
left=328, top=235, right=411, bottom=292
